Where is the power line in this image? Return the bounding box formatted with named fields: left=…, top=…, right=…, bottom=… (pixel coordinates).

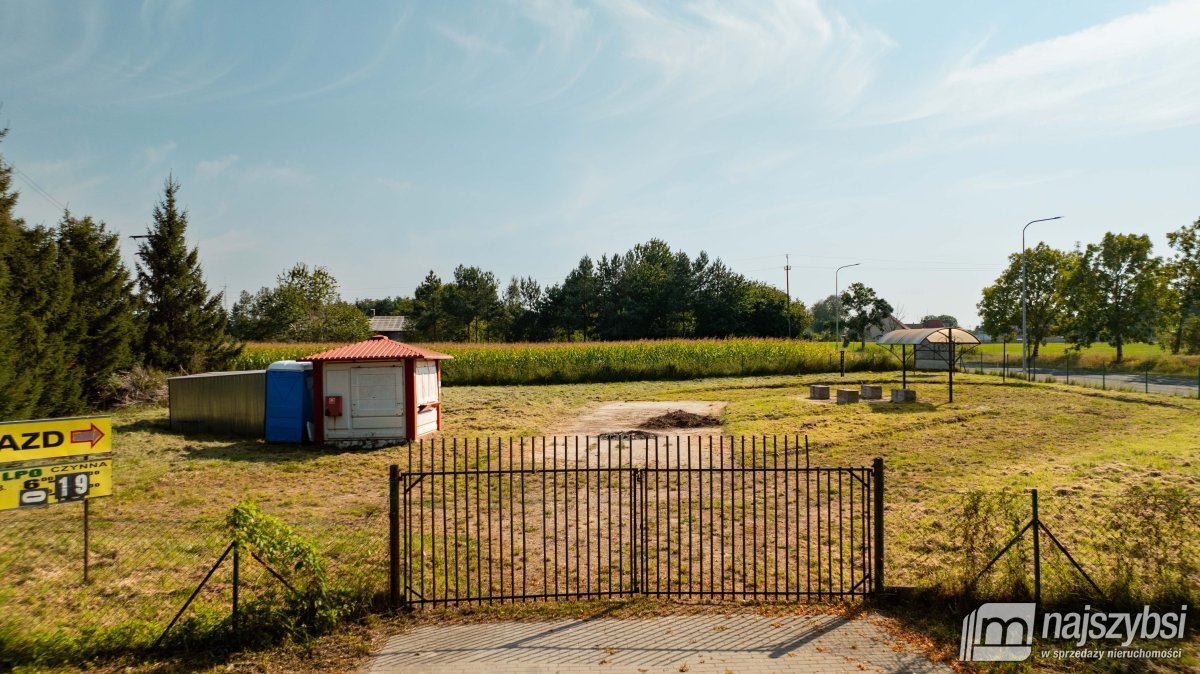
left=6, top=161, right=66, bottom=211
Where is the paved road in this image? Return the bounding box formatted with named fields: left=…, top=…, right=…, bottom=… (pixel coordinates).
left=979, top=366, right=1200, bottom=398
left=366, top=613, right=951, bottom=674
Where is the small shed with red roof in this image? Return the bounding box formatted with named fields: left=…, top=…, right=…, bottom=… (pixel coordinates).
left=299, top=336, right=452, bottom=445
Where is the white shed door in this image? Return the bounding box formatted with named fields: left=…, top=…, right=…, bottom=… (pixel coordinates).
left=351, top=366, right=405, bottom=417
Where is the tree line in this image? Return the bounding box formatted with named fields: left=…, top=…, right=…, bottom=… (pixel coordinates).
left=0, top=131, right=236, bottom=419
left=350, top=240, right=834, bottom=343
left=978, top=223, right=1200, bottom=361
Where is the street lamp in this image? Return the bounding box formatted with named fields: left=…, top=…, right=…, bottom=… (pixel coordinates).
left=835, top=262, right=861, bottom=376
left=1021, top=216, right=1061, bottom=379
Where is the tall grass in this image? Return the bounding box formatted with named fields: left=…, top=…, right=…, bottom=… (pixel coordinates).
left=231, top=339, right=897, bottom=385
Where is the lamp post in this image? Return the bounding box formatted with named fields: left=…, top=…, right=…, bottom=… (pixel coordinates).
left=835, top=262, right=861, bottom=377
left=1021, top=217, right=1061, bottom=379
left=785, top=254, right=793, bottom=339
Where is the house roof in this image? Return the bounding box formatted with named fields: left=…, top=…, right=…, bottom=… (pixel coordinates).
left=369, top=315, right=408, bottom=331
left=300, top=335, right=453, bottom=362
left=876, top=328, right=981, bottom=346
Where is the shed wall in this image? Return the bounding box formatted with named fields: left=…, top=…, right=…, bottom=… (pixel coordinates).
left=169, top=371, right=266, bottom=436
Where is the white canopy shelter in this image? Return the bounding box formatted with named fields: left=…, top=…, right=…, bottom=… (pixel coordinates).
left=877, top=327, right=981, bottom=402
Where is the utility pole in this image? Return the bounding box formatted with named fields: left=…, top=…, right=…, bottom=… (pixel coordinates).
left=784, top=254, right=792, bottom=339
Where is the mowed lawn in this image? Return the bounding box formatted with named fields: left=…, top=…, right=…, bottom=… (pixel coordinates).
left=3, top=371, right=1199, bottom=668
left=34, top=371, right=1200, bottom=523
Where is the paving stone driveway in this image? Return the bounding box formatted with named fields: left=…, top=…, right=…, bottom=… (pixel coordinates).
left=366, top=613, right=952, bottom=673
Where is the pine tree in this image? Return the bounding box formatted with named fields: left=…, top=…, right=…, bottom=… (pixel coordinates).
left=0, top=128, right=33, bottom=419
left=58, top=211, right=137, bottom=404
left=136, top=176, right=240, bottom=372
left=6, top=224, right=85, bottom=416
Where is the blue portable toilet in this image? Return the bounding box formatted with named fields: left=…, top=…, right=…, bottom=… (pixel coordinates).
left=265, top=360, right=313, bottom=443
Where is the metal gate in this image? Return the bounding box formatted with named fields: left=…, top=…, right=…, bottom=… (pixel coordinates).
left=389, top=436, right=883, bottom=606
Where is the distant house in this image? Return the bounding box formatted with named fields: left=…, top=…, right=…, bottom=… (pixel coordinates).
left=368, top=315, right=408, bottom=341
left=866, top=314, right=908, bottom=341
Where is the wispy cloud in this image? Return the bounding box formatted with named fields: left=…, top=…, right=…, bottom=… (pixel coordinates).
left=198, top=228, right=256, bottom=256
left=434, top=22, right=510, bottom=55
left=597, top=0, right=893, bottom=111
left=238, top=162, right=314, bottom=187
left=376, top=177, right=414, bottom=193
left=519, top=0, right=591, bottom=52
left=140, top=140, right=177, bottom=169
left=912, top=0, right=1200, bottom=133
left=196, top=154, right=238, bottom=179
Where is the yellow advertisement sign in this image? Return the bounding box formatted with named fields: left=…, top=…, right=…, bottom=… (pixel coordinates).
left=0, top=416, right=111, bottom=463
left=0, top=458, right=113, bottom=511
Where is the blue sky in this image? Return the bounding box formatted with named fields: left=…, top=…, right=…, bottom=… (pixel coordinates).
left=2, top=0, right=1199, bottom=328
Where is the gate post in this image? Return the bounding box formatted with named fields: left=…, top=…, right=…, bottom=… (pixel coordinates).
left=872, top=457, right=884, bottom=594
left=389, top=464, right=401, bottom=609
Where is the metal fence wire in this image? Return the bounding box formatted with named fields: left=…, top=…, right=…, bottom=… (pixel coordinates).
left=894, top=485, right=1200, bottom=604
left=0, top=506, right=386, bottom=653
left=390, top=435, right=884, bottom=607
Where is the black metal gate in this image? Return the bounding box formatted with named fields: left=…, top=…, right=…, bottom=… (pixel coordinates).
left=388, top=436, right=883, bottom=606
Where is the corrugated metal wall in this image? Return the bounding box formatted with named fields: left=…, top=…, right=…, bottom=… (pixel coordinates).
left=169, top=371, right=266, bottom=436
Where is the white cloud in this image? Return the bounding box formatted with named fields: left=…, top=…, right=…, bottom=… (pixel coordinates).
left=376, top=177, right=414, bottom=192
left=918, top=0, right=1200, bottom=132
left=599, top=0, right=893, bottom=109
left=519, top=0, right=590, bottom=51
left=141, top=140, right=177, bottom=169
left=198, top=228, right=256, bottom=256
left=196, top=154, right=239, bottom=179
left=238, top=162, right=314, bottom=187
left=434, top=22, right=510, bottom=55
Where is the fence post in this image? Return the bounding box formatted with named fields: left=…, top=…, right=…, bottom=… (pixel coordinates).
left=1196, top=366, right=1199, bottom=399
left=83, top=499, right=90, bottom=584
left=1145, top=368, right=1150, bottom=393
left=232, top=540, right=240, bottom=637
left=839, top=350, right=846, bottom=377
left=1102, top=364, right=1106, bottom=390
left=1032, top=489, right=1041, bottom=607
left=389, top=464, right=401, bottom=609
left=873, top=457, right=884, bottom=594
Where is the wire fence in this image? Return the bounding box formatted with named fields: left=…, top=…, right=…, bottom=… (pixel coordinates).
left=0, top=502, right=386, bottom=661
left=892, top=484, right=1200, bottom=605
left=964, top=352, right=1200, bottom=399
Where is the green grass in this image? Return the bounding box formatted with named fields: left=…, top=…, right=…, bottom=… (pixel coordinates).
left=977, top=341, right=1200, bottom=375
left=3, top=374, right=1199, bottom=669
left=233, top=339, right=898, bottom=384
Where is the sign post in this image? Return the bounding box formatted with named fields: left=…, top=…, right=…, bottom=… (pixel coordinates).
left=0, top=416, right=114, bottom=583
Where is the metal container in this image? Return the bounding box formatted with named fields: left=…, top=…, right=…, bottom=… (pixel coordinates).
left=168, top=370, right=266, bottom=437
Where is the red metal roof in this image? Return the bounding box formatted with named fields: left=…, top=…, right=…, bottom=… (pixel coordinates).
left=300, top=335, right=453, bottom=362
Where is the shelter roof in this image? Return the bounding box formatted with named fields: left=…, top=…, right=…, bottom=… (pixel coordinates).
left=876, top=328, right=981, bottom=346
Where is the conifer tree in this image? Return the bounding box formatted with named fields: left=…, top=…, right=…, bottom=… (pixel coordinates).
left=136, top=176, right=240, bottom=372
left=58, top=211, right=137, bottom=403
left=6, top=224, right=84, bottom=416
left=0, top=128, right=33, bottom=419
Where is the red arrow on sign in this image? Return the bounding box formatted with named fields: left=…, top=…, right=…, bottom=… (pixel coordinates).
left=71, top=423, right=106, bottom=448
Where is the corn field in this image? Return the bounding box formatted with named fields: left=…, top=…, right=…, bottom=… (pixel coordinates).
left=232, top=339, right=896, bottom=385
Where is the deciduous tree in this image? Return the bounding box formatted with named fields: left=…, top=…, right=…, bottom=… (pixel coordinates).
left=839, top=282, right=893, bottom=348
left=978, top=244, right=1066, bottom=355
left=1059, top=233, right=1161, bottom=363
left=1163, top=218, right=1200, bottom=354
